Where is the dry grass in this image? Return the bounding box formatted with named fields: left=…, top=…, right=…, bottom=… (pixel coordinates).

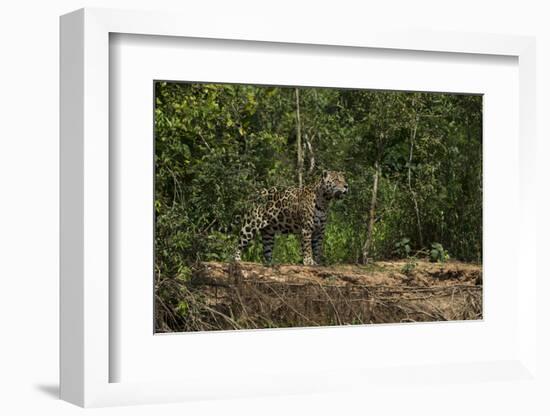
left=155, top=260, right=482, bottom=332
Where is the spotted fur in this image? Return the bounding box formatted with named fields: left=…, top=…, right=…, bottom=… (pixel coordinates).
left=234, top=171, right=348, bottom=265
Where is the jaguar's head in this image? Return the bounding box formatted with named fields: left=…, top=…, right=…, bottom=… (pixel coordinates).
left=319, top=170, right=348, bottom=199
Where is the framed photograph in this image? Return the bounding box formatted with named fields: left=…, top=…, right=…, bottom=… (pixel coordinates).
left=151, top=80, right=483, bottom=334
left=60, top=8, right=538, bottom=408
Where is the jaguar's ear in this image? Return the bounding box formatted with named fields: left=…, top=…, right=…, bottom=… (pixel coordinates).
left=322, top=170, right=329, bottom=179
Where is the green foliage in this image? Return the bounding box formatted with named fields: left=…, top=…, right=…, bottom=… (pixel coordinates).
left=176, top=300, right=189, bottom=318
left=272, top=235, right=302, bottom=264
left=394, top=237, right=412, bottom=258
left=430, top=242, right=450, bottom=263
left=322, top=210, right=362, bottom=264
left=401, top=257, right=418, bottom=275
left=154, top=82, right=482, bottom=294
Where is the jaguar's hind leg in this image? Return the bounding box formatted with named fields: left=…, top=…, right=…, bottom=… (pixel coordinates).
left=235, top=220, right=257, bottom=262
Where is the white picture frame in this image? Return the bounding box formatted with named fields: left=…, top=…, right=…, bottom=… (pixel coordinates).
left=60, top=7, right=538, bottom=408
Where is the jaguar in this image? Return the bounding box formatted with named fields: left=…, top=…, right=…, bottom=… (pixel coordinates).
left=234, top=171, right=348, bottom=265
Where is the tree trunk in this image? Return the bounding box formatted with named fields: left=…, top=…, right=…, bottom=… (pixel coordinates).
left=408, top=114, right=423, bottom=247
left=304, top=132, right=315, bottom=174
left=362, top=161, right=380, bottom=264
left=295, top=88, right=303, bottom=188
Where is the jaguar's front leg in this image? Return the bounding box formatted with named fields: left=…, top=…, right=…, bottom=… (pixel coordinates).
left=312, top=227, right=325, bottom=265
left=301, top=228, right=316, bottom=266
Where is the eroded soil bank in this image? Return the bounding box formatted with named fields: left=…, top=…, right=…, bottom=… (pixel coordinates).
left=158, top=261, right=482, bottom=332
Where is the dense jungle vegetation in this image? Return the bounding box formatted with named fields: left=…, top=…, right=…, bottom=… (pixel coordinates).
left=154, top=82, right=482, bottom=284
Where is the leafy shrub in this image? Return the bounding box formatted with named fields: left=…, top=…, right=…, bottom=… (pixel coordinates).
left=401, top=256, right=418, bottom=275
left=430, top=242, right=450, bottom=263
left=394, top=237, right=412, bottom=258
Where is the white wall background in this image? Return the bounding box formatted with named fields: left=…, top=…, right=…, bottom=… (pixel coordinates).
left=0, top=0, right=548, bottom=414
